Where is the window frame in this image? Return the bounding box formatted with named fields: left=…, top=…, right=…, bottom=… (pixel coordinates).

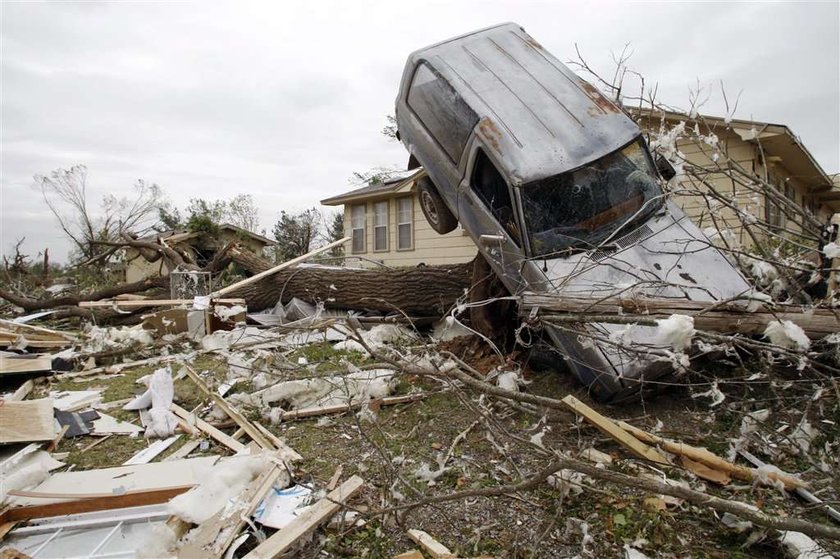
left=373, top=200, right=389, bottom=252
left=396, top=196, right=414, bottom=251
left=351, top=204, right=366, bottom=254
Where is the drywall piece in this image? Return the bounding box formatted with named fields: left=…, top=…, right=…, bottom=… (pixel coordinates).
left=0, top=354, right=53, bottom=375
left=123, top=435, right=181, bottom=465
left=91, top=412, right=144, bottom=435
left=243, top=475, right=364, bottom=559
left=50, top=390, right=102, bottom=412
left=6, top=455, right=219, bottom=507
left=253, top=484, right=313, bottom=529
left=0, top=399, right=56, bottom=444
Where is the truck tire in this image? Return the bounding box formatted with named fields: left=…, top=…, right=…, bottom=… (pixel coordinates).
left=418, top=177, right=458, bottom=234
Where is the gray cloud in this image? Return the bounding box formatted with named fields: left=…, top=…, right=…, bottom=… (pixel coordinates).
left=2, top=0, right=837, bottom=262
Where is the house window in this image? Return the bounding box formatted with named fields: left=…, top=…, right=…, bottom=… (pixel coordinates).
left=351, top=205, right=366, bottom=253
left=397, top=197, right=413, bottom=250
left=407, top=62, right=479, bottom=163
left=765, top=173, right=785, bottom=229
left=374, top=201, right=388, bottom=251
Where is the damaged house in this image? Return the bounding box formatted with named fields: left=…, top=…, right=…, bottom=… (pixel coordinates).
left=124, top=224, right=275, bottom=282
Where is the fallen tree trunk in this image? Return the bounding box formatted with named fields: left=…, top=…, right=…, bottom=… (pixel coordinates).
left=521, top=293, right=840, bottom=339
left=0, top=276, right=169, bottom=312
left=226, top=246, right=474, bottom=315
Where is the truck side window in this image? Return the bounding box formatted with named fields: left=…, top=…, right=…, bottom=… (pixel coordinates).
left=407, top=62, right=478, bottom=163
left=471, top=149, right=520, bottom=246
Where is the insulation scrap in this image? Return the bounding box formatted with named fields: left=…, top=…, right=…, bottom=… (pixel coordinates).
left=168, top=454, right=274, bottom=524
left=333, top=324, right=416, bottom=354
left=764, top=320, right=811, bottom=351
left=124, top=366, right=179, bottom=438
left=229, top=369, right=395, bottom=412
left=655, top=314, right=695, bottom=352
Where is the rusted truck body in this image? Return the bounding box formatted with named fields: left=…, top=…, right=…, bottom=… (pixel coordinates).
left=394, top=23, right=751, bottom=401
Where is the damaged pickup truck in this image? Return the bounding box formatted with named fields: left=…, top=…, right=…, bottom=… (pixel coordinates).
left=394, top=22, right=752, bottom=402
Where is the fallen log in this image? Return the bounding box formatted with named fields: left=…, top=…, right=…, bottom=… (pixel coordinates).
left=521, top=293, right=840, bottom=339
left=226, top=246, right=474, bottom=316
left=0, top=276, right=168, bottom=312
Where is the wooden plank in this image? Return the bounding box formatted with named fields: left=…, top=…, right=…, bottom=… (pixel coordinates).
left=123, top=435, right=181, bottom=465
left=0, top=486, right=192, bottom=523
left=406, top=529, right=456, bottom=559
left=78, top=298, right=246, bottom=308
left=521, top=293, right=840, bottom=339
left=163, top=439, right=203, bottom=461
left=182, top=365, right=273, bottom=449
left=178, top=465, right=286, bottom=559
left=560, top=395, right=670, bottom=465
left=393, top=552, right=425, bottom=559
left=7, top=379, right=36, bottom=402
left=0, top=319, right=75, bottom=341
left=617, top=421, right=807, bottom=489
left=0, top=355, right=52, bottom=375
left=7, top=483, right=194, bottom=500
left=253, top=421, right=302, bottom=461
left=243, top=475, right=364, bottom=559
left=212, top=236, right=350, bottom=298
left=171, top=404, right=246, bottom=453
left=0, top=399, right=56, bottom=444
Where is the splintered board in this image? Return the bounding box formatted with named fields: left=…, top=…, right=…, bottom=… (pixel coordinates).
left=0, top=399, right=56, bottom=444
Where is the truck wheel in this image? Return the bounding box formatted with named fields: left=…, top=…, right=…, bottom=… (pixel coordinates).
left=418, top=177, right=458, bottom=234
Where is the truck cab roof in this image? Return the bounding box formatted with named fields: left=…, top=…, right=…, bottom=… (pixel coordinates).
left=402, top=23, right=640, bottom=185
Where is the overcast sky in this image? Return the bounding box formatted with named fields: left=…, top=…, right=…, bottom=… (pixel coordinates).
left=2, top=0, right=838, bottom=263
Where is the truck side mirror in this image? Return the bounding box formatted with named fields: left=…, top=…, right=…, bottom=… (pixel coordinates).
left=655, top=154, right=677, bottom=181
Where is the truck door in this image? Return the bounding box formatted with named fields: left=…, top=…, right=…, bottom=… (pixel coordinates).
left=458, top=143, right=527, bottom=292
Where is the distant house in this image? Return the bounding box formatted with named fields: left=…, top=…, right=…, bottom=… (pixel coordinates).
left=321, top=112, right=838, bottom=268
left=320, top=171, right=478, bottom=267
left=635, top=109, right=839, bottom=246
left=124, top=223, right=275, bottom=282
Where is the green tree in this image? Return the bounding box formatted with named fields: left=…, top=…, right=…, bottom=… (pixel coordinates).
left=272, top=208, right=321, bottom=262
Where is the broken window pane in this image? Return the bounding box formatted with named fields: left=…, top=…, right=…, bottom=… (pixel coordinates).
left=397, top=197, right=413, bottom=250
left=374, top=201, right=388, bottom=251
left=407, top=62, right=478, bottom=162
left=521, top=138, right=662, bottom=256
left=351, top=204, right=366, bottom=253
left=471, top=149, right=521, bottom=245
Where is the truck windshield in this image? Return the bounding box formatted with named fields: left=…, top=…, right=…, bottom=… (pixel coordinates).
left=521, top=138, right=662, bottom=257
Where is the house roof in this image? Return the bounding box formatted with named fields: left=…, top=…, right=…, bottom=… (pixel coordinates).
left=142, top=223, right=275, bottom=246
left=321, top=169, right=426, bottom=206
left=633, top=108, right=838, bottom=210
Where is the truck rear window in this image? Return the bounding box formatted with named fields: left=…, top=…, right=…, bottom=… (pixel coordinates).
left=407, top=62, right=478, bottom=163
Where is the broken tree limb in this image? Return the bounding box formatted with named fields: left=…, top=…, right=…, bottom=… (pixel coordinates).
left=521, top=293, right=840, bottom=339
left=212, top=236, right=350, bottom=298
left=617, top=421, right=807, bottom=489
left=0, top=276, right=168, bottom=312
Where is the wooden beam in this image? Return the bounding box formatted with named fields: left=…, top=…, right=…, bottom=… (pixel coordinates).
left=0, top=319, right=75, bottom=341
left=406, top=529, right=456, bottom=559
left=170, top=404, right=245, bottom=453
left=560, top=396, right=670, bottom=465
left=182, top=365, right=273, bottom=450
left=212, top=237, right=350, bottom=298
left=280, top=393, right=429, bottom=421
left=0, top=486, right=193, bottom=523
left=78, top=298, right=245, bottom=308
left=163, top=439, right=203, bottom=462
left=243, top=475, right=364, bottom=559
left=521, top=293, right=840, bottom=339
left=7, top=379, right=36, bottom=402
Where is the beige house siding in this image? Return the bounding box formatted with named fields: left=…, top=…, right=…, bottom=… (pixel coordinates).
left=125, top=252, right=169, bottom=283
left=344, top=193, right=477, bottom=268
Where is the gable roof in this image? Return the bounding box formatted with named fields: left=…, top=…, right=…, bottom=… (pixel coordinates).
left=321, top=169, right=426, bottom=206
